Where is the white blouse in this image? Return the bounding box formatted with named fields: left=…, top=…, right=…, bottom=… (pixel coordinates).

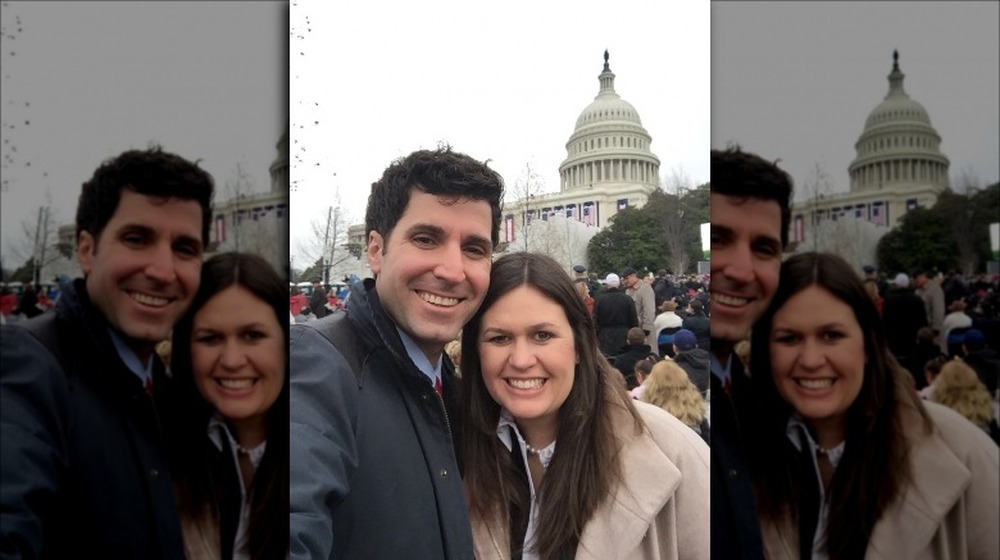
left=496, top=409, right=555, bottom=560
left=207, top=415, right=266, bottom=560
left=785, top=415, right=845, bottom=560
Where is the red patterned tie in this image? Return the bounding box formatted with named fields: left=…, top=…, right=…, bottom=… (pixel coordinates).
left=434, top=376, right=443, bottom=397
left=144, top=377, right=153, bottom=397
left=723, top=376, right=732, bottom=396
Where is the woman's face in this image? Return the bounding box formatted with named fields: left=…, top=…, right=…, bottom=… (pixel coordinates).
left=769, top=285, right=866, bottom=438
left=191, top=285, right=285, bottom=428
left=478, top=285, right=577, bottom=438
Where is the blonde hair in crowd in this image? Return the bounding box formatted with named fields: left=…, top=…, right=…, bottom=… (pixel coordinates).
left=640, top=359, right=706, bottom=428
left=930, top=359, right=995, bottom=430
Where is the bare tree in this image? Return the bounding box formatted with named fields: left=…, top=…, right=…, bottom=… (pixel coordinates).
left=661, top=173, right=694, bottom=275
left=510, top=161, right=546, bottom=252
left=803, top=162, right=835, bottom=251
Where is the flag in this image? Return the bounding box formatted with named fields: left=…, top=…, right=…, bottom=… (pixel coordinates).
left=214, top=214, right=226, bottom=242
left=872, top=202, right=886, bottom=226
left=906, top=198, right=918, bottom=211
left=794, top=215, right=804, bottom=243
left=583, top=202, right=595, bottom=226
left=617, top=198, right=628, bottom=211
left=504, top=215, right=515, bottom=243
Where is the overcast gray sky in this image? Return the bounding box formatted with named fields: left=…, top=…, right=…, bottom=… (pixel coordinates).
left=712, top=1, right=999, bottom=200
left=0, top=1, right=285, bottom=268
left=289, top=0, right=711, bottom=267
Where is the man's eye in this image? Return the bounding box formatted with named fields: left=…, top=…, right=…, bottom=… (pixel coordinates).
left=412, top=235, right=435, bottom=247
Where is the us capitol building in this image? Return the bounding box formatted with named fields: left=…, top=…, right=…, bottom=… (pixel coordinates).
left=347, top=51, right=663, bottom=248
left=791, top=50, right=950, bottom=243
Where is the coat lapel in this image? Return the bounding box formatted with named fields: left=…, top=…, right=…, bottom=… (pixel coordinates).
left=866, top=425, right=970, bottom=559
left=576, top=424, right=679, bottom=559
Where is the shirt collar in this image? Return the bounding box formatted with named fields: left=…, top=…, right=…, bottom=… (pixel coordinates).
left=208, top=414, right=267, bottom=468
left=107, top=326, right=154, bottom=385
left=710, top=352, right=732, bottom=384
left=785, top=414, right=846, bottom=469
left=396, top=326, right=442, bottom=387
left=496, top=409, right=555, bottom=468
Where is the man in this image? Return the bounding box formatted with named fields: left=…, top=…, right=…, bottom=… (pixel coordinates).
left=709, top=147, right=791, bottom=560
left=308, top=277, right=330, bottom=318
left=882, top=272, right=928, bottom=365
left=593, top=272, right=638, bottom=358
left=623, top=266, right=657, bottom=351
left=913, top=267, right=945, bottom=352
left=652, top=268, right=672, bottom=307
left=1, top=148, right=214, bottom=559
left=289, top=147, right=504, bottom=559
left=682, top=299, right=711, bottom=351
left=612, top=327, right=654, bottom=388
left=671, top=328, right=710, bottom=396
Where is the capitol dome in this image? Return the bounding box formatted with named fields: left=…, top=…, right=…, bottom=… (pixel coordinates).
left=848, top=50, right=949, bottom=192
left=560, top=51, right=660, bottom=192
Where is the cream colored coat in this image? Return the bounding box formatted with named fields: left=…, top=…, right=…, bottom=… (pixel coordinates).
left=761, top=401, right=999, bottom=560
left=471, top=400, right=710, bottom=560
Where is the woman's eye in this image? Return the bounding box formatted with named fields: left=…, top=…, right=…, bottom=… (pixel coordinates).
left=533, top=331, right=554, bottom=342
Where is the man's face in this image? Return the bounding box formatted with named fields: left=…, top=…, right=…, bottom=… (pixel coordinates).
left=625, top=274, right=638, bottom=288
left=914, top=274, right=927, bottom=288
left=368, top=189, right=493, bottom=363
left=709, top=193, right=783, bottom=346
left=78, top=190, right=203, bottom=357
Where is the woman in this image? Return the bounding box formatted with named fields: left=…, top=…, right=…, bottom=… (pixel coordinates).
left=746, top=252, right=998, bottom=559
left=640, top=359, right=710, bottom=444
left=459, top=252, right=709, bottom=560
left=929, top=359, right=996, bottom=437
left=167, top=252, right=289, bottom=560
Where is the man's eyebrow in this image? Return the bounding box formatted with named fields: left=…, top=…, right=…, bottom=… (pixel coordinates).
left=403, top=223, right=445, bottom=238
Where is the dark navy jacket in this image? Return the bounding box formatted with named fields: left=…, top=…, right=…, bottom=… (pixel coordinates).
left=710, top=355, right=765, bottom=560
left=0, top=279, right=185, bottom=559
left=289, top=283, right=473, bottom=560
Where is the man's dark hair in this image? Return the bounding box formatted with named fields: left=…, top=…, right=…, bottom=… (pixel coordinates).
left=711, top=147, right=793, bottom=247
left=365, top=146, right=505, bottom=247
left=76, top=147, right=215, bottom=245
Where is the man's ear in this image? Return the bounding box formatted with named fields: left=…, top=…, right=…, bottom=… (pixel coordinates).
left=367, top=231, right=384, bottom=276
left=77, top=231, right=95, bottom=276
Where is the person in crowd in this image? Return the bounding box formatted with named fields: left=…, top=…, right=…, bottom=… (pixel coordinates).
left=574, top=277, right=595, bottom=316
left=903, top=327, right=941, bottom=391
left=629, top=354, right=659, bottom=400
left=942, top=297, right=973, bottom=356
left=623, top=266, right=657, bottom=349
left=613, top=327, right=654, bottom=389
left=307, top=278, right=329, bottom=319
left=165, top=252, right=288, bottom=560
left=681, top=299, right=710, bottom=350
left=881, top=272, right=928, bottom=366
left=652, top=298, right=684, bottom=357
left=289, top=147, right=504, bottom=559
left=709, top=146, right=792, bottom=560
left=640, top=359, right=710, bottom=444
left=960, top=328, right=999, bottom=396
left=862, top=277, right=883, bottom=316
left=459, top=252, right=709, bottom=560
left=918, top=354, right=948, bottom=400
left=1, top=147, right=214, bottom=558
left=13, top=281, right=43, bottom=319
left=671, top=328, right=710, bottom=397
left=913, top=268, right=945, bottom=352
left=928, top=359, right=999, bottom=443
left=746, top=251, right=999, bottom=559
left=0, top=285, right=17, bottom=319
left=593, top=272, right=638, bottom=358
